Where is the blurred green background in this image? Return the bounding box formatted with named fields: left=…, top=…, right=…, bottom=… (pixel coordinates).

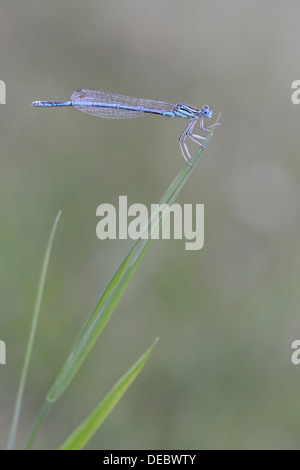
left=1, top=0, right=300, bottom=450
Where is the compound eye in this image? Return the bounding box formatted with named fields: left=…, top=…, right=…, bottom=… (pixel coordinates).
left=203, top=105, right=212, bottom=117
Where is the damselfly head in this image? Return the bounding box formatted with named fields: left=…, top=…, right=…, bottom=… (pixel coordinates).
left=201, top=105, right=212, bottom=118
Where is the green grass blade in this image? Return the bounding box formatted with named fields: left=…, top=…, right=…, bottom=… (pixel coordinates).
left=24, top=401, right=52, bottom=450
left=47, top=116, right=220, bottom=404
left=59, top=338, right=158, bottom=450
left=6, top=211, right=62, bottom=450
left=25, top=116, right=219, bottom=448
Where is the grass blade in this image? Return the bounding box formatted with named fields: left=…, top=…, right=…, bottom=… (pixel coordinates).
left=7, top=211, right=62, bottom=450
left=25, top=116, right=219, bottom=448
left=47, top=116, right=220, bottom=403
left=59, top=338, right=158, bottom=450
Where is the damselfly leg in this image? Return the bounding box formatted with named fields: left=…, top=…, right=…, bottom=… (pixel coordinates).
left=178, top=117, right=207, bottom=165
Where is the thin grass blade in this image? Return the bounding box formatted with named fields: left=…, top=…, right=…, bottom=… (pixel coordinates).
left=47, top=115, right=220, bottom=403
left=25, top=115, right=220, bottom=448
left=7, top=211, right=61, bottom=450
